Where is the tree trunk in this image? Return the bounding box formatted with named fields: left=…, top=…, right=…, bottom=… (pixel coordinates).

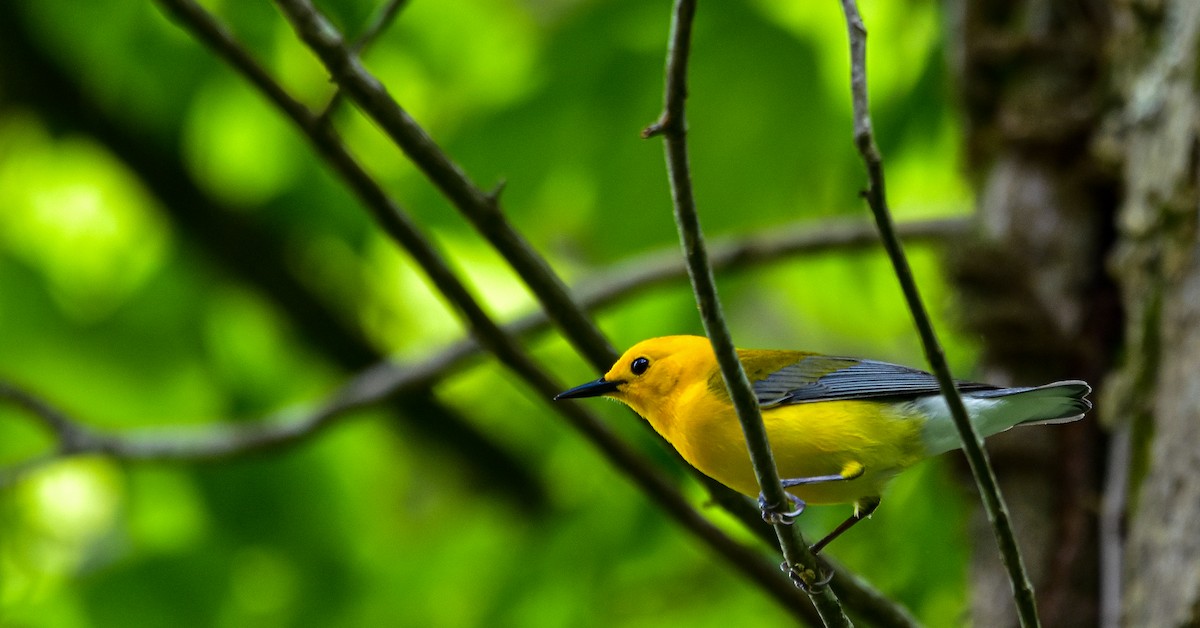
left=953, top=1, right=1200, bottom=626
left=1108, top=1, right=1200, bottom=625
left=948, top=1, right=1119, bottom=626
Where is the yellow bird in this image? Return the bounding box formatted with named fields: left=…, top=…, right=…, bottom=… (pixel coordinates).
left=556, top=335, right=1090, bottom=552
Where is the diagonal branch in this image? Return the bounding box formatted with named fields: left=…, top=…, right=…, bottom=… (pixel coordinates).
left=271, top=0, right=617, bottom=372
left=836, top=2, right=1039, bottom=626
left=646, top=1, right=849, bottom=626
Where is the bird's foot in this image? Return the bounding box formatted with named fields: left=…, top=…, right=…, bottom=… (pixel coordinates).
left=758, top=491, right=805, bottom=525
left=780, top=558, right=835, bottom=593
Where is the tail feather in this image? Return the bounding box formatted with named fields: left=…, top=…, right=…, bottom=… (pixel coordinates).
left=919, top=380, right=1092, bottom=456
left=973, top=380, right=1092, bottom=428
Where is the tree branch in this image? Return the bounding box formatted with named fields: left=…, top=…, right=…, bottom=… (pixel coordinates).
left=270, top=0, right=618, bottom=373
left=647, top=1, right=849, bottom=625
left=581, top=217, right=965, bottom=313
left=316, top=0, right=410, bottom=125
left=0, top=381, right=102, bottom=455
left=836, top=2, right=1039, bottom=626
left=0, top=351, right=468, bottom=490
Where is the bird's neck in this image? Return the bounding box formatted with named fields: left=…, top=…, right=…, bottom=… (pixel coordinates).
left=641, top=370, right=712, bottom=444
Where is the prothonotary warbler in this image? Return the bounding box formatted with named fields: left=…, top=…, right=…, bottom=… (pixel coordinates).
left=555, top=335, right=1091, bottom=553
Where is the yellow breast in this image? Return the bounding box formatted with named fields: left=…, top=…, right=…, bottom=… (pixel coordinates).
left=663, top=384, right=927, bottom=505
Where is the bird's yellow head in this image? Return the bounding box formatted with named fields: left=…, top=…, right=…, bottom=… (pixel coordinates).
left=555, top=335, right=716, bottom=423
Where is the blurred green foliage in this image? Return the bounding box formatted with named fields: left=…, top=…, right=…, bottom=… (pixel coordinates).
left=1, top=0, right=978, bottom=625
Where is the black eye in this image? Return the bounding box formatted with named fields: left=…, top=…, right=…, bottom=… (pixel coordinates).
left=631, top=357, right=650, bottom=375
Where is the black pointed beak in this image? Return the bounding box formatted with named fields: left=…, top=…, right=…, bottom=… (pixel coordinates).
left=554, top=377, right=620, bottom=400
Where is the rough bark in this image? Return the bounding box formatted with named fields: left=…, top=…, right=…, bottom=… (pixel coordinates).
left=947, top=1, right=1120, bottom=626
left=1108, top=1, right=1200, bottom=625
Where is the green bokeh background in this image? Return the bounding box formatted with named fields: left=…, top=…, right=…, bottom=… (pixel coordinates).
left=1, top=0, right=980, bottom=625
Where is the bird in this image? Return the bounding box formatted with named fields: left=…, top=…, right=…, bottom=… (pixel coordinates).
left=555, top=335, right=1091, bottom=553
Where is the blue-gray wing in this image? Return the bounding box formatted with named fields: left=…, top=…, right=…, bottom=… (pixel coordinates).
left=752, top=356, right=998, bottom=407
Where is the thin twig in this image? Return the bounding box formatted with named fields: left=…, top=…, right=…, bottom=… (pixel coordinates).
left=271, top=0, right=618, bottom=373
left=316, top=0, right=410, bottom=126
left=0, top=381, right=100, bottom=453
left=355, top=0, right=410, bottom=52
left=582, top=217, right=965, bottom=311
left=836, top=2, right=1040, bottom=626
left=648, top=1, right=850, bottom=625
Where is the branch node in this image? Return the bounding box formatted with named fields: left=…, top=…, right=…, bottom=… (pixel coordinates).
left=486, top=178, right=508, bottom=206
left=642, top=116, right=669, bottom=139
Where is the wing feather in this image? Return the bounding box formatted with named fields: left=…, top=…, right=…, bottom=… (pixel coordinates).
left=750, top=355, right=997, bottom=407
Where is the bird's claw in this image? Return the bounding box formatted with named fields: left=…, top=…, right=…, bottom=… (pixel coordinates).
left=780, top=559, right=835, bottom=593
left=758, top=492, right=806, bottom=525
